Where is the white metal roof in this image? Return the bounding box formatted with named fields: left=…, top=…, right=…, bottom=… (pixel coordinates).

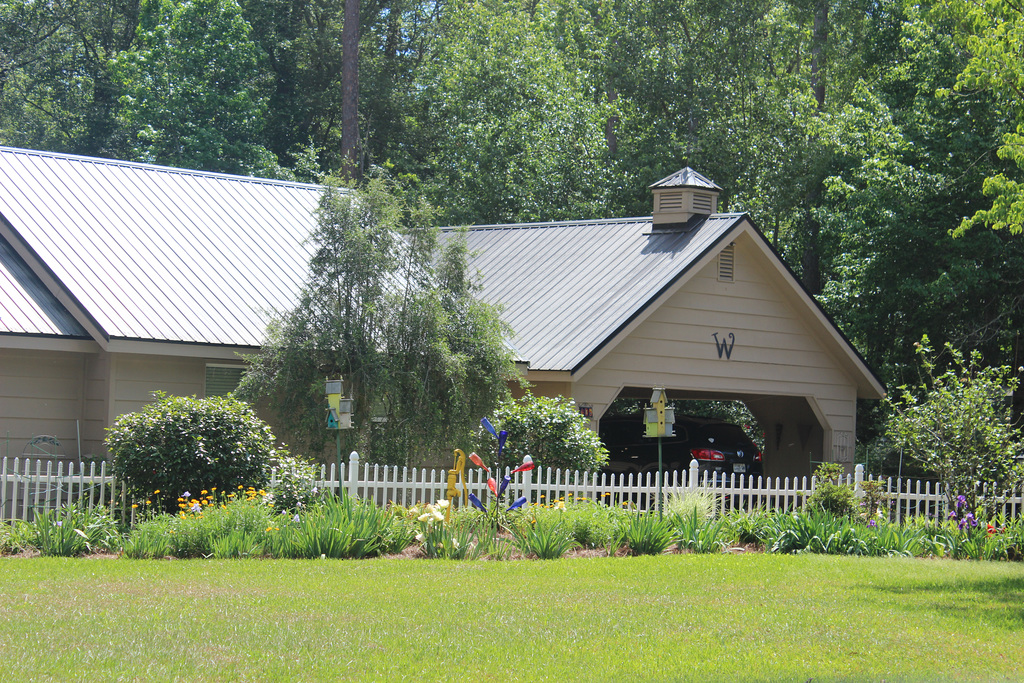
left=0, top=147, right=320, bottom=346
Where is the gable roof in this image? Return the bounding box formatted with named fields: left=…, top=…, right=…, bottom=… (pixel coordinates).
left=0, top=146, right=320, bottom=348
left=449, top=214, right=885, bottom=399
left=448, top=214, right=746, bottom=372
left=0, top=147, right=883, bottom=398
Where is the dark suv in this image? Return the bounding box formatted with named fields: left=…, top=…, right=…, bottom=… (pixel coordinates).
left=599, top=413, right=763, bottom=480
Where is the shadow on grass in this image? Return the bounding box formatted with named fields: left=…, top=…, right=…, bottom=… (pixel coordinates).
left=863, top=573, right=1024, bottom=631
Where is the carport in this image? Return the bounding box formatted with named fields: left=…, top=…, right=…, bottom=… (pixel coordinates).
left=455, top=168, right=885, bottom=478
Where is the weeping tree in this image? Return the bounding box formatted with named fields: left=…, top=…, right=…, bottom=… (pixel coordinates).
left=238, top=177, right=515, bottom=466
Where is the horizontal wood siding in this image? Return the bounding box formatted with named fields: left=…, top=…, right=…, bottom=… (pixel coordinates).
left=111, top=354, right=205, bottom=418
left=0, top=349, right=85, bottom=459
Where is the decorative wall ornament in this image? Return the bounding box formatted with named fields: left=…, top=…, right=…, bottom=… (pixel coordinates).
left=712, top=332, right=736, bottom=359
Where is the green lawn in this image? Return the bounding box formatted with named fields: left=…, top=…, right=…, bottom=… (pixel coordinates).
left=1, top=554, right=1022, bottom=682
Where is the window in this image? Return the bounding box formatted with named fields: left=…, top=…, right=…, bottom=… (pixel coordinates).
left=205, top=364, right=246, bottom=397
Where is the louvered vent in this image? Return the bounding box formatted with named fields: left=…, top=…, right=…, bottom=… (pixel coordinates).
left=658, top=191, right=685, bottom=211
left=718, top=243, right=735, bottom=282
left=692, top=192, right=713, bottom=214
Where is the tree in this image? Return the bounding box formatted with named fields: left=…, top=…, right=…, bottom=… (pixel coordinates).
left=113, top=0, right=277, bottom=174
left=886, top=338, right=1024, bottom=515
left=938, top=0, right=1024, bottom=236
left=237, top=177, right=516, bottom=466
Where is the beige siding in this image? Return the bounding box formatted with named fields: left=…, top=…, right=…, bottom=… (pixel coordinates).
left=110, top=354, right=206, bottom=419
left=0, top=349, right=85, bottom=459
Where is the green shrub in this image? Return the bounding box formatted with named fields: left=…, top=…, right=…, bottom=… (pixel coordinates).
left=488, top=394, right=608, bottom=472
left=806, top=463, right=857, bottom=517
left=513, top=515, right=578, bottom=559
left=622, top=512, right=675, bottom=556
left=268, top=454, right=324, bottom=512
left=271, top=495, right=392, bottom=559
left=673, top=509, right=728, bottom=553
left=107, top=392, right=278, bottom=512
left=124, top=494, right=278, bottom=558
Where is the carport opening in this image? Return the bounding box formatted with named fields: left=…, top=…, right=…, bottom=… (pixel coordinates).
left=598, top=388, right=826, bottom=479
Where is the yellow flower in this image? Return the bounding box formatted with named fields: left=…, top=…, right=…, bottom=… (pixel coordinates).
left=238, top=485, right=244, bottom=489
left=131, top=504, right=138, bottom=509
left=201, top=490, right=208, bottom=495
left=153, top=489, right=161, bottom=494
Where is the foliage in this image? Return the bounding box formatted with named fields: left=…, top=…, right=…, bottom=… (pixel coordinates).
left=936, top=0, right=1024, bottom=235
left=106, top=392, right=277, bottom=512
left=664, top=490, right=716, bottom=521
left=621, top=512, right=675, bottom=556
left=268, top=454, right=325, bottom=512
left=535, top=498, right=626, bottom=549
left=489, top=393, right=608, bottom=473
left=237, top=178, right=515, bottom=465
left=112, top=0, right=277, bottom=174
left=806, top=463, right=858, bottom=517
left=21, top=504, right=122, bottom=557
left=512, top=514, right=578, bottom=560
left=672, top=508, right=729, bottom=554
left=886, top=338, right=1024, bottom=514
left=270, top=494, right=394, bottom=559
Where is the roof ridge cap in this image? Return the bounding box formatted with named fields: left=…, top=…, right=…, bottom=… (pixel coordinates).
left=0, top=146, right=322, bottom=191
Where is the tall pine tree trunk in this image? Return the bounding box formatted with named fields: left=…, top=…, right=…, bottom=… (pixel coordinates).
left=802, top=0, right=829, bottom=295
left=341, top=0, right=360, bottom=180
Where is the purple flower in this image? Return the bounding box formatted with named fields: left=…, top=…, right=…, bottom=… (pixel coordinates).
left=948, top=511, right=957, bottom=520
left=965, top=512, right=977, bottom=528
left=867, top=519, right=877, bottom=528
left=956, top=495, right=966, bottom=509
left=56, top=520, right=63, bottom=527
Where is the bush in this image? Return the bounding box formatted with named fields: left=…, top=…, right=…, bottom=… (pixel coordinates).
left=806, top=463, right=857, bottom=517
left=488, top=393, right=608, bottom=472
left=622, top=512, right=675, bottom=556
left=886, top=338, right=1024, bottom=515
left=107, top=392, right=279, bottom=512
left=268, top=454, right=324, bottom=512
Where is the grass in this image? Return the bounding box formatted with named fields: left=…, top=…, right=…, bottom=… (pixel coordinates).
left=1, top=555, right=1022, bottom=681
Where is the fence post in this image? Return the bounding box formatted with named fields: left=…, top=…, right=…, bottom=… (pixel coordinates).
left=688, top=459, right=699, bottom=493
left=522, top=466, right=534, bottom=504
left=347, top=451, right=359, bottom=499
left=854, top=463, right=865, bottom=499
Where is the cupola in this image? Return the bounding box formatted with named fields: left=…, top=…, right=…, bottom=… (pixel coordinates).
left=649, top=167, right=722, bottom=227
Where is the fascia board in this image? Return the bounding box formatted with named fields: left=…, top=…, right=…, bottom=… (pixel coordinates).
left=0, top=333, right=102, bottom=353
left=106, top=338, right=259, bottom=360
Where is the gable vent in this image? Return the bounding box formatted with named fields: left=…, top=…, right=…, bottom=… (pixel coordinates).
left=718, top=243, right=735, bottom=282
left=658, top=191, right=685, bottom=211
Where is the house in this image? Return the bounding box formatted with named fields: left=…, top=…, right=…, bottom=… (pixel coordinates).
left=0, top=147, right=884, bottom=476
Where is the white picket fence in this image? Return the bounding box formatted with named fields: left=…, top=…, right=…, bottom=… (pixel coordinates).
left=3, top=452, right=1023, bottom=523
